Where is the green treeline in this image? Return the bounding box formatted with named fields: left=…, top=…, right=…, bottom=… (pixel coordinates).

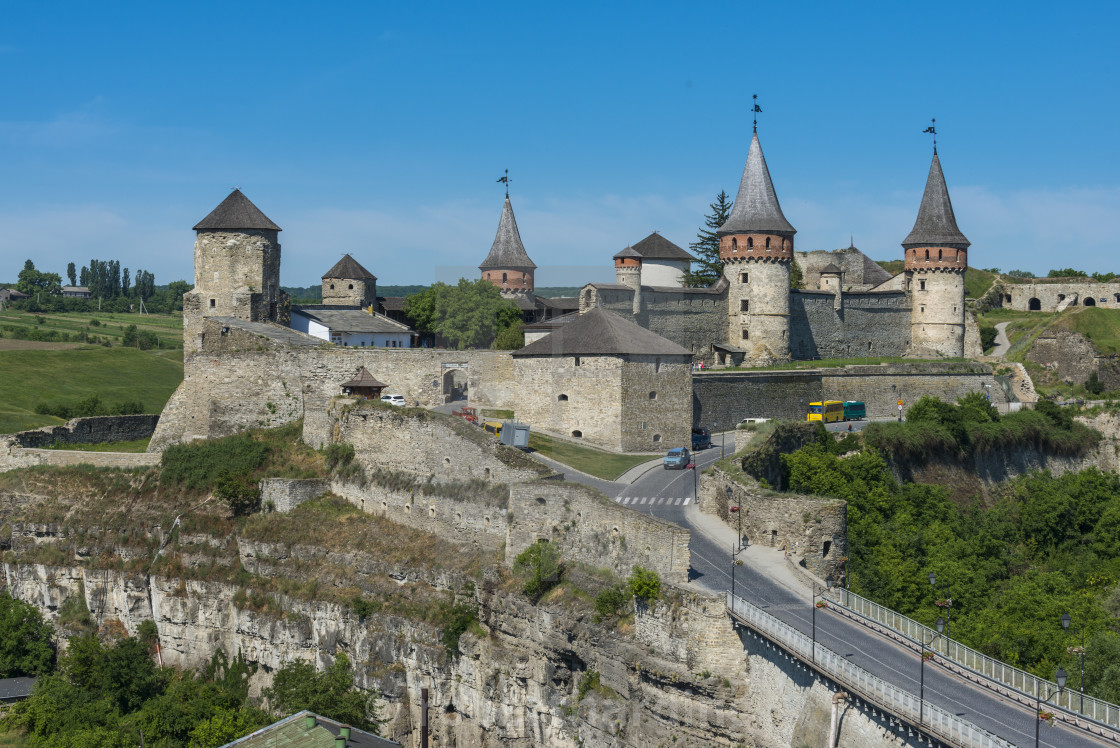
left=0, top=592, right=381, bottom=748
left=775, top=402, right=1120, bottom=702
left=34, top=395, right=145, bottom=420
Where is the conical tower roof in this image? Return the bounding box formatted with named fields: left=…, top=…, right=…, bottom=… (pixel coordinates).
left=901, top=153, right=969, bottom=249
left=193, top=189, right=281, bottom=231
left=322, top=254, right=376, bottom=280
left=479, top=196, right=536, bottom=270
left=719, top=132, right=796, bottom=236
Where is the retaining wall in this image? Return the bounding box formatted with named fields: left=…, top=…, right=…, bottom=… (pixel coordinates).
left=260, top=478, right=330, bottom=512
left=12, top=415, right=159, bottom=448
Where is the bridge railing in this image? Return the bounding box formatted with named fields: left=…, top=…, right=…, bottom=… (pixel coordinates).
left=726, top=591, right=1013, bottom=748
left=829, top=587, right=1120, bottom=732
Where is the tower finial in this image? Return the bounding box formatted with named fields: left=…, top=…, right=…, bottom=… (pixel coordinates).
left=923, top=118, right=937, bottom=155
left=496, top=168, right=510, bottom=197
left=752, top=94, right=762, bottom=133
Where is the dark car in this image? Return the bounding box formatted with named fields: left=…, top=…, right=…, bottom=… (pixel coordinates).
left=691, top=427, right=711, bottom=450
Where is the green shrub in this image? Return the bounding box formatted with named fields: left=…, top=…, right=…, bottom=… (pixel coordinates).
left=215, top=471, right=261, bottom=516
left=323, top=443, right=355, bottom=471
left=980, top=324, right=998, bottom=352
left=628, top=566, right=660, bottom=602
left=161, top=435, right=270, bottom=490
left=513, top=540, right=562, bottom=601
left=350, top=596, right=377, bottom=619
left=439, top=603, right=478, bottom=655
left=1087, top=371, right=1106, bottom=395
left=593, top=584, right=630, bottom=623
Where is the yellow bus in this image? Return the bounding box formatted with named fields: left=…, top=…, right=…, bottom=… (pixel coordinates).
left=482, top=421, right=503, bottom=438
left=807, top=400, right=845, bottom=423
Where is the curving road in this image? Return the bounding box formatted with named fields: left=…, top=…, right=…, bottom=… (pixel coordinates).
left=550, top=433, right=1108, bottom=748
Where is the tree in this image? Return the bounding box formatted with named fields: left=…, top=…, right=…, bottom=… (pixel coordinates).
left=0, top=592, right=56, bottom=677
left=1092, top=271, right=1118, bottom=283
left=122, top=324, right=139, bottom=347
left=66, top=262, right=77, bottom=287
left=1048, top=268, right=1088, bottom=278
left=683, top=190, right=732, bottom=287
left=122, top=268, right=131, bottom=296
left=628, top=566, right=661, bottom=602
left=513, top=540, right=562, bottom=601
left=188, top=708, right=264, bottom=748
left=263, top=653, right=380, bottom=731
left=405, top=279, right=521, bottom=349
left=790, top=258, right=804, bottom=289
left=16, top=260, right=62, bottom=297
left=1006, top=269, right=1035, bottom=278
left=492, top=321, right=525, bottom=350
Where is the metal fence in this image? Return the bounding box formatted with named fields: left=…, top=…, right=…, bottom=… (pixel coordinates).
left=829, top=587, right=1120, bottom=732
left=727, top=592, right=1014, bottom=748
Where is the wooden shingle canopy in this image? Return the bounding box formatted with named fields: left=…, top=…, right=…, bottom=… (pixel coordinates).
left=340, top=367, right=388, bottom=398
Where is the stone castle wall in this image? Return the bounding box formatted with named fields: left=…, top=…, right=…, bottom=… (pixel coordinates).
left=12, top=415, right=159, bottom=448
left=0, top=446, right=160, bottom=473
left=618, top=357, right=692, bottom=452
left=700, top=469, right=847, bottom=582
left=1006, top=280, right=1120, bottom=312
left=260, top=478, right=330, bottom=512
left=506, top=482, right=691, bottom=585
left=789, top=290, right=910, bottom=360
left=327, top=401, right=550, bottom=484
left=692, top=362, right=1006, bottom=427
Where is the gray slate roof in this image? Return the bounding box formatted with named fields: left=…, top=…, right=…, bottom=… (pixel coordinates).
left=479, top=196, right=536, bottom=270
left=820, top=263, right=841, bottom=274
left=613, top=245, right=642, bottom=260
left=901, top=153, right=970, bottom=249
left=513, top=308, right=690, bottom=357
left=292, top=307, right=412, bottom=334
left=341, top=366, right=388, bottom=389
left=719, top=132, right=796, bottom=236
left=211, top=318, right=322, bottom=346
left=193, top=189, right=282, bottom=232
left=0, top=677, right=37, bottom=701
left=630, top=232, right=695, bottom=261
left=323, top=254, right=376, bottom=280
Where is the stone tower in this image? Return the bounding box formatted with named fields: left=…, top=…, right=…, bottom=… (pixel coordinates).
left=480, top=195, right=536, bottom=296
left=718, top=131, right=796, bottom=363
left=613, top=246, right=643, bottom=314
left=322, top=254, right=377, bottom=307
left=183, top=189, right=288, bottom=354
left=902, top=151, right=969, bottom=357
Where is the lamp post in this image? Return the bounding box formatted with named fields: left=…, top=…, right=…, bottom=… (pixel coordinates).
left=919, top=617, right=944, bottom=727
left=730, top=505, right=742, bottom=552
left=930, top=572, right=951, bottom=639
left=811, top=579, right=833, bottom=664
left=1036, top=667, right=1067, bottom=748
left=1061, top=612, right=1086, bottom=713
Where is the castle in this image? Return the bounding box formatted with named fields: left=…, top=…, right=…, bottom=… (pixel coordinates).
left=573, top=130, right=978, bottom=366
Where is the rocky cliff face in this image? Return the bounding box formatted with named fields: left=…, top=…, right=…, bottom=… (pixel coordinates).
left=1, top=536, right=910, bottom=748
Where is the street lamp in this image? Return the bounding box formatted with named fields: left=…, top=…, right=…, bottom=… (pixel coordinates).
left=1061, top=612, right=1086, bottom=713
left=730, top=505, right=742, bottom=552
left=929, top=572, right=951, bottom=639
left=919, top=617, right=944, bottom=727
left=1035, top=667, right=1067, bottom=748
left=811, top=579, right=833, bottom=664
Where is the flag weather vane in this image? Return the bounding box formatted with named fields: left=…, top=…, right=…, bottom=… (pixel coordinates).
left=752, top=94, right=762, bottom=132
left=497, top=169, right=510, bottom=197
left=923, top=118, right=937, bottom=154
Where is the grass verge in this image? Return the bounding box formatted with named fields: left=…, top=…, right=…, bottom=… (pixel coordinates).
left=45, top=437, right=152, bottom=453
left=528, top=432, right=653, bottom=480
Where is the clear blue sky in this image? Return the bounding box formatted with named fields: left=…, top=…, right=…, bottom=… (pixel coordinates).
left=3, top=1, right=1118, bottom=289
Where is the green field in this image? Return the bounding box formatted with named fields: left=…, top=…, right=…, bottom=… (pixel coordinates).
left=0, top=309, right=182, bottom=348
left=0, top=347, right=183, bottom=434
left=1055, top=306, right=1120, bottom=355
left=528, top=432, right=654, bottom=480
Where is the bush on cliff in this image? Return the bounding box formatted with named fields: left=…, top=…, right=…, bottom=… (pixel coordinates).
left=160, top=435, right=270, bottom=491
left=514, top=540, right=563, bottom=602
left=628, top=566, right=661, bottom=603
left=262, top=652, right=380, bottom=731
left=0, top=591, right=56, bottom=678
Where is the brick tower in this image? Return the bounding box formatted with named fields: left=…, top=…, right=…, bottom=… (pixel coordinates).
left=480, top=195, right=536, bottom=297
left=182, top=190, right=288, bottom=353
left=902, top=150, right=969, bottom=357
left=613, top=246, right=643, bottom=314
left=718, top=130, right=796, bottom=364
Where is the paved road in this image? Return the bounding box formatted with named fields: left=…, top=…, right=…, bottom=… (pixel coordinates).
left=581, top=433, right=1107, bottom=748
left=992, top=322, right=1012, bottom=358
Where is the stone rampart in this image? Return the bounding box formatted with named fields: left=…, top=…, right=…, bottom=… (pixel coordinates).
left=506, top=481, right=690, bottom=585
left=260, top=478, right=329, bottom=512
left=0, top=442, right=159, bottom=474
left=329, top=478, right=508, bottom=552
left=692, top=361, right=1006, bottom=427
left=789, top=290, right=910, bottom=360
left=325, top=400, right=550, bottom=484
left=700, top=468, right=846, bottom=582
left=12, top=415, right=159, bottom=448
left=1006, top=279, right=1120, bottom=312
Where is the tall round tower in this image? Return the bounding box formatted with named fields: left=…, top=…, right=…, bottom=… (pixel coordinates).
left=183, top=189, right=286, bottom=353
left=718, top=131, right=796, bottom=364
left=480, top=195, right=536, bottom=297
left=902, top=151, right=969, bottom=357
left=613, top=246, right=643, bottom=314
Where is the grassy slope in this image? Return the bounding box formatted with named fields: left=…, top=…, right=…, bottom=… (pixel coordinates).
left=1056, top=306, right=1120, bottom=355
left=528, top=432, right=653, bottom=480
left=0, top=309, right=182, bottom=347
left=0, top=347, right=183, bottom=433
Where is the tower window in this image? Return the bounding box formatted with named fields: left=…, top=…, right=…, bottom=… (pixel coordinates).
left=502, top=272, right=508, bottom=283
left=649, top=391, right=657, bottom=400
left=209, top=299, right=215, bottom=308
left=741, top=329, right=749, bottom=340
left=765, top=237, right=771, bottom=250
left=938, top=249, right=943, bottom=260
left=330, top=284, right=335, bottom=290
left=573, top=356, right=581, bottom=367
left=925, top=249, right=930, bottom=260
left=919, top=280, right=926, bottom=290
left=740, top=299, right=749, bottom=312
left=747, top=237, right=754, bottom=248
left=558, top=394, right=569, bottom=401
left=732, top=237, right=738, bottom=251
left=740, top=272, right=748, bottom=284
left=349, top=283, right=354, bottom=289
left=920, top=305, right=926, bottom=314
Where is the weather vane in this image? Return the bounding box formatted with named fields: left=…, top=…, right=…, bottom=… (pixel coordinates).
left=923, top=118, right=937, bottom=154
left=496, top=169, right=510, bottom=197
left=752, top=94, right=762, bottom=132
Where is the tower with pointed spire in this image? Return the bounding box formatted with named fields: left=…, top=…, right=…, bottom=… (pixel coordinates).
left=718, top=131, right=796, bottom=364
left=902, top=150, right=969, bottom=357
left=480, top=195, right=536, bottom=296
left=182, top=189, right=288, bottom=353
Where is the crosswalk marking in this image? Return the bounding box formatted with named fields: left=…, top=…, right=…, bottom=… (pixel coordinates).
left=614, top=496, right=694, bottom=505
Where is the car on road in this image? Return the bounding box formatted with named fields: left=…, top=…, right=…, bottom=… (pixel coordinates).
left=663, top=447, right=691, bottom=470
left=380, top=394, right=407, bottom=407
left=691, top=427, right=711, bottom=450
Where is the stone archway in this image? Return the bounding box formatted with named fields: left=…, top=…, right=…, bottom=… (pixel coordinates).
left=1085, top=296, right=1097, bottom=307
left=1028, top=298, right=1041, bottom=311
left=442, top=368, right=468, bottom=402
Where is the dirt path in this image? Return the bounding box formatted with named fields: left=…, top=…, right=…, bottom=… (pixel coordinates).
left=990, top=321, right=1011, bottom=358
